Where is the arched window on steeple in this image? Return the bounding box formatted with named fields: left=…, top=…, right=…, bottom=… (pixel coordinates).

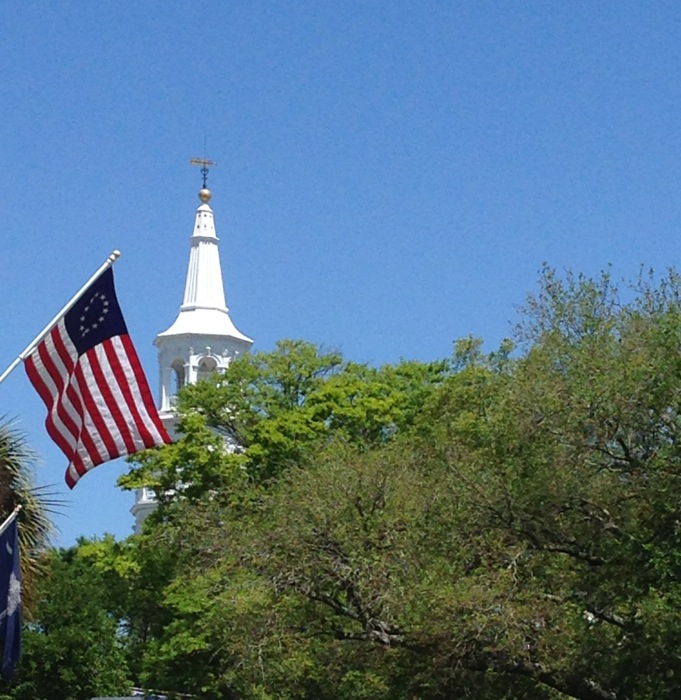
left=197, top=356, right=218, bottom=383
left=171, top=359, right=186, bottom=398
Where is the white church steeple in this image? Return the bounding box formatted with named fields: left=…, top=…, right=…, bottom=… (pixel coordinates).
left=131, top=168, right=253, bottom=532
left=155, top=177, right=253, bottom=421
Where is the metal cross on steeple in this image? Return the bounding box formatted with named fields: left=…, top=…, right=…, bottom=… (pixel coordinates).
left=190, top=157, right=217, bottom=188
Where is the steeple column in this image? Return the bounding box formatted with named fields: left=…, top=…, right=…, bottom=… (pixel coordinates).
left=153, top=182, right=253, bottom=418
left=133, top=170, right=254, bottom=533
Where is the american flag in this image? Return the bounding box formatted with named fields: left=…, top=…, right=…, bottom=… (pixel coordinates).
left=25, top=268, right=171, bottom=488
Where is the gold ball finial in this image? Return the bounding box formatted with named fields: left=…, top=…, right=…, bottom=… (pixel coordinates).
left=198, top=187, right=212, bottom=203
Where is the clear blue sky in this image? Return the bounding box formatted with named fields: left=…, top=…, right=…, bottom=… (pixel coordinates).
left=2, top=2, right=681, bottom=545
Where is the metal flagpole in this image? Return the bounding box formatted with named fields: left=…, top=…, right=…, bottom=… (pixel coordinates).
left=0, top=506, right=21, bottom=538
left=0, top=250, right=121, bottom=387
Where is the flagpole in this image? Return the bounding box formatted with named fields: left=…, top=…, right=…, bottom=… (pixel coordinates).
left=0, top=250, right=121, bottom=387
left=0, top=506, right=21, bottom=538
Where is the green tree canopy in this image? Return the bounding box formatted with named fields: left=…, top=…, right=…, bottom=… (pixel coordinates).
left=1, top=542, right=131, bottom=700
left=119, top=339, right=449, bottom=513
left=95, top=268, right=681, bottom=699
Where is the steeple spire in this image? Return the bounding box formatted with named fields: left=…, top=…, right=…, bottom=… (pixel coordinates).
left=154, top=171, right=253, bottom=413
left=177, top=188, right=228, bottom=315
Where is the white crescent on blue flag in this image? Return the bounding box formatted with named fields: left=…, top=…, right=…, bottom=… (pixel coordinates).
left=0, top=518, right=21, bottom=678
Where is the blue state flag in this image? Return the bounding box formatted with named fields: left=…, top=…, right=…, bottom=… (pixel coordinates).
left=0, top=518, right=21, bottom=678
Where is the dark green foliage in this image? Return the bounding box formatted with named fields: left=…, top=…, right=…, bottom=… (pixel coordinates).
left=26, top=268, right=681, bottom=699
left=1, top=545, right=131, bottom=700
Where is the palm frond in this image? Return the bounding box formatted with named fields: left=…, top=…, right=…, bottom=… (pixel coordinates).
left=0, top=417, right=61, bottom=613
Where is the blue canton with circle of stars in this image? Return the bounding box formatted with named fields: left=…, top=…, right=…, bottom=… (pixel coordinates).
left=64, top=268, right=128, bottom=356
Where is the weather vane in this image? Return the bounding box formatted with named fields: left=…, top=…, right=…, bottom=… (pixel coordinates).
left=190, top=157, right=217, bottom=188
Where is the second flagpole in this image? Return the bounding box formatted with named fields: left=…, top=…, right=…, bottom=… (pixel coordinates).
left=0, top=506, right=22, bottom=538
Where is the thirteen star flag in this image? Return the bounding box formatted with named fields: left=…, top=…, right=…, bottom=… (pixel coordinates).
left=0, top=518, right=21, bottom=678
left=25, top=267, right=171, bottom=488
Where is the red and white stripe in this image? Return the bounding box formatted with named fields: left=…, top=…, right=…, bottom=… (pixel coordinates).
left=25, top=318, right=170, bottom=488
